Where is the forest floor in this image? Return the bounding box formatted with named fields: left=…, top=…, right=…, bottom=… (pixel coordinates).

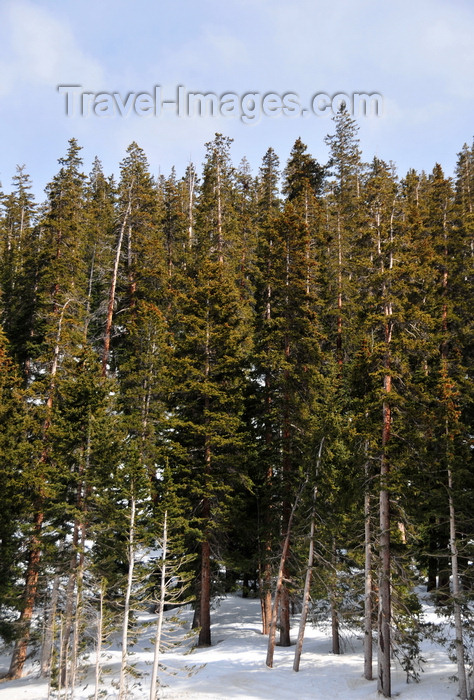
left=0, top=589, right=461, bottom=699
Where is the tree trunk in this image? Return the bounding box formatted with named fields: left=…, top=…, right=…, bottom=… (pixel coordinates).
left=266, top=487, right=303, bottom=667
left=364, top=456, right=373, bottom=680
left=279, top=333, right=292, bottom=648
left=260, top=559, right=272, bottom=635
left=448, top=466, right=468, bottom=700
left=69, top=435, right=88, bottom=697
left=426, top=518, right=438, bottom=593
left=336, top=213, right=343, bottom=370
left=293, top=438, right=323, bottom=672
left=150, top=511, right=168, bottom=700
left=93, top=581, right=105, bottom=700
left=198, top=531, right=212, bottom=646
left=192, top=577, right=201, bottom=630
left=377, top=401, right=392, bottom=697
left=40, top=574, right=60, bottom=678
left=260, top=364, right=273, bottom=635
left=83, top=243, right=96, bottom=340
left=293, top=493, right=316, bottom=669
left=187, top=168, right=195, bottom=250
left=7, top=509, right=44, bottom=679
left=216, top=158, right=223, bottom=264
left=58, top=615, right=64, bottom=698
left=377, top=235, right=393, bottom=696
left=198, top=313, right=212, bottom=647
left=279, top=586, right=291, bottom=647
left=378, top=434, right=391, bottom=696
left=440, top=199, right=468, bottom=698
left=102, top=196, right=131, bottom=376
left=60, top=521, right=80, bottom=687
left=70, top=532, right=85, bottom=700
left=266, top=530, right=290, bottom=668
left=119, top=493, right=136, bottom=700
left=46, top=612, right=58, bottom=700
left=331, top=601, right=341, bottom=655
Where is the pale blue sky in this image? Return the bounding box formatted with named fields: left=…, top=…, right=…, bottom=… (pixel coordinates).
left=1, top=0, right=473, bottom=195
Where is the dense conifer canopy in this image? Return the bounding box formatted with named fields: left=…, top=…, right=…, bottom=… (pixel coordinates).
left=0, top=120, right=472, bottom=698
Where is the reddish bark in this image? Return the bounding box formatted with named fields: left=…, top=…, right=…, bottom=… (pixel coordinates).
left=7, top=510, right=44, bottom=679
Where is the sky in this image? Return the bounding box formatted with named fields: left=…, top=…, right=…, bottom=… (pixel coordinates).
left=1, top=0, right=473, bottom=197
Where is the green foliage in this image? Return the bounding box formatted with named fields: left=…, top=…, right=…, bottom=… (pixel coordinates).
left=0, top=131, right=472, bottom=690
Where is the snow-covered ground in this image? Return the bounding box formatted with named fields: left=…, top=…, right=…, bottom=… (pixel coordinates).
left=0, top=593, right=460, bottom=699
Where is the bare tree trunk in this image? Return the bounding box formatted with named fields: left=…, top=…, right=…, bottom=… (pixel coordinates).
left=377, top=403, right=392, bottom=697
left=60, top=522, right=80, bottom=687
left=83, top=243, right=96, bottom=340
left=377, top=393, right=392, bottom=697
left=293, top=440, right=324, bottom=671
left=258, top=234, right=275, bottom=635
left=266, top=527, right=291, bottom=668
left=440, top=204, right=468, bottom=699
left=191, top=576, right=201, bottom=630
left=102, top=196, right=132, bottom=376
left=69, top=536, right=85, bottom=700
left=448, top=465, right=468, bottom=700
left=331, top=594, right=341, bottom=655
left=260, top=369, right=273, bottom=634
left=266, top=487, right=304, bottom=668
left=198, top=532, right=211, bottom=647
left=330, top=534, right=341, bottom=655
left=40, top=574, right=60, bottom=678
left=336, top=213, right=343, bottom=370
left=279, top=586, right=291, bottom=647
left=293, top=509, right=315, bottom=672
left=93, top=582, right=105, bottom=700
left=364, top=452, right=373, bottom=680
left=7, top=509, right=44, bottom=679
left=58, top=615, right=64, bottom=698
left=216, top=159, right=223, bottom=264
left=198, top=309, right=212, bottom=647
left=426, top=518, right=438, bottom=593
left=67, top=428, right=89, bottom=698
left=260, top=321, right=273, bottom=635
left=279, top=328, right=292, bottom=649
left=119, top=494, right=136, bottom=700
left=260, top=555, right=272, bottom=635
left=187, top=168, right=195, bottom=250
left=377, top=221, right=393, bottom=697
left=46, top=611, right=58, bottom=700
left=150, top=512, right=168, bottom=700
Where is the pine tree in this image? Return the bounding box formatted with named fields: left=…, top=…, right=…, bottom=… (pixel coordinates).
left=83, top=157, right=117, bottom=347
left=315, top=111, right=365, bottom=658
left=417, top=161, right=474, bottom=699
left=167, top=255, right=250, bottom=646
left=0, top=327, right=29, bottom=643
left=102, top=141, right=164, bottom=376
left=195, top=134, right=237, bottom=266
left=361, top=158, right=399, bottom=696
left=0, top=166, right=38, bottom=378
left=7, top=138, right=90, bottom=679
left=283, top=136, right=325, bottom=203
left=252, top=147, right=281, bottom=634
left=258, top=199, right=322, bottom=651
left=324, top=106, right=364, bottom=367
left=0, top=127, right=473, bottom=696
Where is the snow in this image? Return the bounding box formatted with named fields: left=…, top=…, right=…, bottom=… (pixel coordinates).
left=0, top=593, right=460, bottom=699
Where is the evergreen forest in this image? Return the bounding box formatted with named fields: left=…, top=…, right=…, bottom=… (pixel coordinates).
left=0, top=109, right=473, bottom=699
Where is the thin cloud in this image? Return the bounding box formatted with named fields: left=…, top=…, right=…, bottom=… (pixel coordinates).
left=1, top=0, right=104, bottom=92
